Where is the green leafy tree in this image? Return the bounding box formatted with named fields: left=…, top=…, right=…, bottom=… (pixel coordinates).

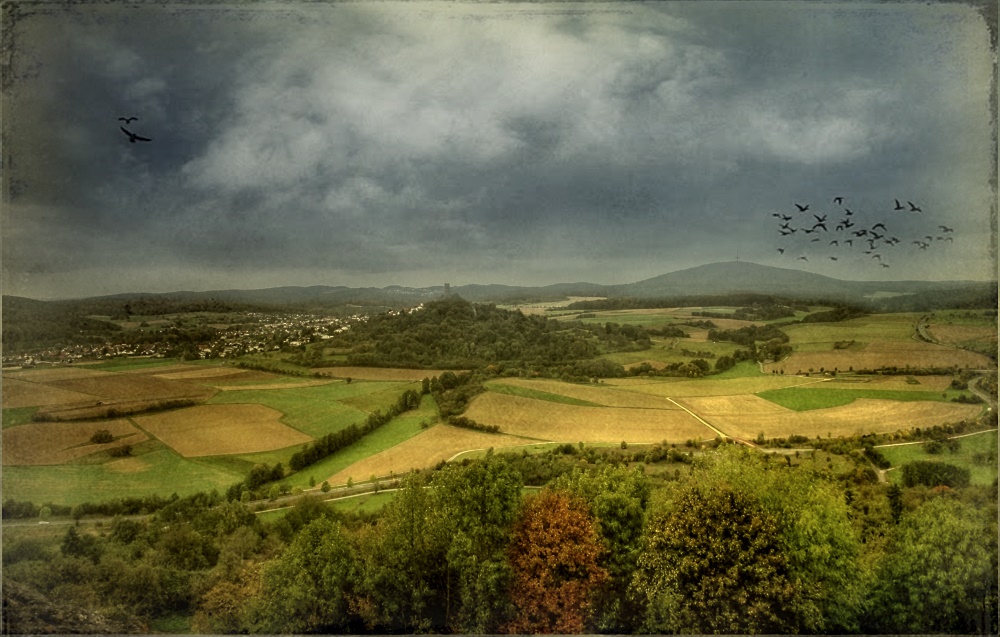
left=693, top=446, right=867, bottom=632
left=633, top=484, right=801, bottom=634
left=255, top=517, right=357, bottom=633
left=432, top=452, right=522, bottom=633
left=354, top=475, right=450, bottom=632
left=505, top=489, right=609, bottom=634
left=868, top=496, right=997, bottom=633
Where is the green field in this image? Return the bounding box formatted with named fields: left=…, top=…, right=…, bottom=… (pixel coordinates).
left=757, top=387, right=977, bottom=411
left=880, top=430, right=998, bottom=486
left=282, top=394, right=440, bottom=489
left=1, top=444, right=244, bottom=506
left=781, top=314, right=921, bottom=351
left=2, top=407, right=38, bottom=429
left=207, top=380, right=417, bottom=438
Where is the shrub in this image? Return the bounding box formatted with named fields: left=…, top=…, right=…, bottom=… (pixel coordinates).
left=90, top=429, right=114, bottom=444
left=901, top=461, right=971, bottom=488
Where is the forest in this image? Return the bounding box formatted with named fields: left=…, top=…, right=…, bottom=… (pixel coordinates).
left=2, top=446, right=995, bottom=634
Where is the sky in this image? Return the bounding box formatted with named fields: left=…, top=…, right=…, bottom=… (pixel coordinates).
left=2, top=1, right=996, bottom=300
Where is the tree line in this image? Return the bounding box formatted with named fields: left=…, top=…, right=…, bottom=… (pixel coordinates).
left=3, top=447, right=994, bottom=634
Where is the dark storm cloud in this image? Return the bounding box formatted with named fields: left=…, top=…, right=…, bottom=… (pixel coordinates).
left=2, top=1, right=994, bottom=299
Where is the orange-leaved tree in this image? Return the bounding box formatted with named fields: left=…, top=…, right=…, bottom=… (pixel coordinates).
left=505, top=488, right=609, bottom=634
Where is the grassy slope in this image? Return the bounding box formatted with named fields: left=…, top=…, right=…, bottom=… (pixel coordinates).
left=880, top=430, right=998, bottom=486
left=206, top=380, right=417, bottom=438
left=2, top=407, right=38, bottom=429
left=2, top=444, right=243, bottom=506
left=282, top=394, right=440, bottom=489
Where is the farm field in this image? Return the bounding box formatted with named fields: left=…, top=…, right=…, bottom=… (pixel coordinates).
left=1, top=444, right=244, bottom=506
left=880, top=429, right=998, bottom=486
left=675, top=395, right=982, bottom=441
left=463, top=392, right=714, bottom=444
left=206, top=380, right=418, bottom=438
left=3, top=419, right=148, bottom=465
left=133, top=404, right=312, bottom=457
left=283, top=394, right=440, bottom=489
left=322, top=423, right=533, bottom=487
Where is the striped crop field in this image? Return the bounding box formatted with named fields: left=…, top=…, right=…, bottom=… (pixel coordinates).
left=462, top=392, right=715, bottom=444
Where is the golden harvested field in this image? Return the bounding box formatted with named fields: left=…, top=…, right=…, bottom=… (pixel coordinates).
left=463, top=392, right=714, bottom=443
left=313, top=367, right=453, bottom=381
left=323, top=424, right=534, bottom=486
left=133, top=404, right=312, bottom=457
left=763, top=341, right=994, bottom=374
left=2, top=378, right=100, bottom=409
left=3, top=419, right=148, bottom=465
left=605, top=375, right=825, bottom=397
left=674, top=395, right=983, bottom=440
left=489, top=378, right=680, bottom=409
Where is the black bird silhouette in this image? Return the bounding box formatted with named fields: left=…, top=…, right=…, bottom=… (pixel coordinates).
left=120, top=126, right=151, bottom=143
left=777, top=248, right=785, bottom=254
left=828, top=256, right=838, bottom=261
left=872, top=222, right=886, bottom=231
left=118, top=116, right=139, bottom=124
left=797, top=256, right=808, bottom=261
left=813, top=214, right=827, bottom=223
left=829, top=240, right=839, bottom=246
left=844, top=209, right=854, bottom=216
left=833, top=196, right=844, bottom=205
left=880, top=263, right=890, bottom=268
left=938, top=225, right=953, bottom=233
left=908, top=201, right=922, bottom=212
left=844, top=239, right=854, bottom=247
left=894, top=199, right=905, bottom=211
left=795, top=203, right=809, bottom=212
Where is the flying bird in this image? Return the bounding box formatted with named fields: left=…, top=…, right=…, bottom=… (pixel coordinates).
left=844, top=209, right=854, bottom=216
left=813, top=214, right=827, bottom=223
left=118, top=116, right=139, bottom=124
left=872, top=222, right=886, bottom=231
left=795, top=203, right=809, bottom=212
left=908, top=201, right=922, bottom=212
left=880, top=263, right=890, bottom=268
left=120, top=127, right=151, bottom=143
left=894, top=199, right=905, bottom=211
left=829, top=240, right=839, bottom=246
left=833, top=196, right=844, bottom=205
left=828, top=256, right=838, bottom=261
left=797, top=256, right=808, bottom=261
left=811, top=222, right=828, bottom=232
left=777, top=248, right=785, bottom=254
left=938, top=225, right=954, bottom=233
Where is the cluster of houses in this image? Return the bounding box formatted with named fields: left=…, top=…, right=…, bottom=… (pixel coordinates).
left=2, top=306, right=423, bottom=368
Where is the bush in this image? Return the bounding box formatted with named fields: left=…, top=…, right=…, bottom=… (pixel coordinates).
left=90, top=429, right=114, bottom=444
left=901, top=461, right=971, bottom=488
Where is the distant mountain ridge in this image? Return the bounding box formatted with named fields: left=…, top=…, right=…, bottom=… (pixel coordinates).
left=8, top=261, right=996, bottom=309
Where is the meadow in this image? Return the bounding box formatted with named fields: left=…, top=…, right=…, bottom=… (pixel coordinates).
left=880, top=429, right=998, bottom=486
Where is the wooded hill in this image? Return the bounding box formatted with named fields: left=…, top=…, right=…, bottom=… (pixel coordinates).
left=327, top=297, right=651, bottom=370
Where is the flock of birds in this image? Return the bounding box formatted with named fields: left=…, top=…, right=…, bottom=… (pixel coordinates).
left=771, top=196, right=954, bottom=269
left=118, top=115, right=151, bottom=143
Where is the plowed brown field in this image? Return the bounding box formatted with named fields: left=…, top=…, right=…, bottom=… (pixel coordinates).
left=3, top=419, right=148, bottom=465
left=2, top=378, right=100, bottom=409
